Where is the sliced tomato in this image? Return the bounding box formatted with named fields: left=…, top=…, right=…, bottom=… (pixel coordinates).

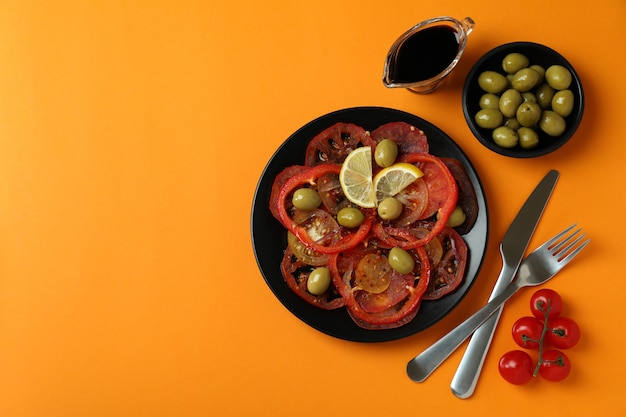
left=370, top=121, right=429, bottom=156
left=329, top=243, right=431, bottom=329
left=388, top=178, right=429, bottom=226
left=304, top=123, right=377, bottom=166
left=272, top=164, right=374, bottom=254
left=422, top=226, right=468, bottom=300
left=407, top=154, right=457, bottom=220
left=287, top=231, right=330, bottom=266
left=269, top=165, right=310, bottom=222
left=441, top=157, right=479, bottom=235
left=316, top=171, right=351, bottom=215
left=281, top=247, right=345, bottom=310
left=372, top=154, right=458, bottom=249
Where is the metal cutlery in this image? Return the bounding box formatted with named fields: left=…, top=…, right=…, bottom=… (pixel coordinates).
left=406, top=224, right=590, bottom=383
left=450, top=170, right=559, bottom=398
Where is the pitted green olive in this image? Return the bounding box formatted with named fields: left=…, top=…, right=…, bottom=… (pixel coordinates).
left=540, top=110, right=566, bottom=136
left=377, top=197, right=403, bottom=220
left=478, top=71, right=509, bottom=94
left=518, top=127, right=539, bottom=149
left=511, top=68, right=541, bottom=92
left=479, top=93, right=501, bottom=110
left=516, top=102, right=542, bottom=127
left=374, top=138, right=398, bottom=168
left=499, top=89, right=523, bottom=118
left=545, top=65, right=572, bottom=90
left=521, top=92, right=537, bottom=103
left=388, top=247, right=414, bottom=275
left=502, top=53, right=529, bottom=74
left=551, top=89, right=574, bottom=117
left=504, top=118, right=521, bottom=130
left=535, top=83, right=556, bottom=110
left=475, top=109, right=504, bottom=129
left=292, top=188, right=321, bottom=210
left=444, top=206, right=467, bottom=228
left=307, top=267, right=331, bottom=295
left=337, top=206, right=365, bottom=228
left=529, top=64, right=546, bottom=81
left=492, top=126, right=519, bottom=148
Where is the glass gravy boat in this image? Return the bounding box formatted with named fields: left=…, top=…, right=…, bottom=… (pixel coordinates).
left=383, top=16, right=475, bottom=94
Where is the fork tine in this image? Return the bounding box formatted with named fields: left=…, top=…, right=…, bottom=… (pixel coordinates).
left=558, top=232, right=587, bottom=256
left=558, top=238, right=590, bottom=265
left=545, top=223, right=577, bottom=249
left=550, top=226, right=582, bottom=254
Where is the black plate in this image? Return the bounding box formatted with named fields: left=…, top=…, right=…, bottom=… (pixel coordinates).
left=251, top=107, right=489, bottom=342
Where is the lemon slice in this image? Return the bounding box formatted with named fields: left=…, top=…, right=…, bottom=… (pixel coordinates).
left=339, top=147, right=375, bottom=208
left=373, top=162, right=424, bottom=204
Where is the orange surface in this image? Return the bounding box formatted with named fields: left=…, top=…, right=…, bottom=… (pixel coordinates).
left=0, top=1, right=623, bottom=416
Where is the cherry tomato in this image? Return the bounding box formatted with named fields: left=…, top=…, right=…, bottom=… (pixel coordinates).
left=512, top=316, right=544, bottom=349
left=547, top=317, right=581, bottom=349
left=530, top=288, right=562, bottom=321
left=498, top=350, right=535, bottom=385
left=539, top=349, right=571, bottom=381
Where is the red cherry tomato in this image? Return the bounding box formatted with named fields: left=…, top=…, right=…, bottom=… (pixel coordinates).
left=539, top=349, right=571, bottom=381
left=547, top=317, right=581, bottom=349
left=530, top=288, right=562, bottom=321
left=498, top=350, right=535, bottom=385
left=512, top=316, right=544, bottom=349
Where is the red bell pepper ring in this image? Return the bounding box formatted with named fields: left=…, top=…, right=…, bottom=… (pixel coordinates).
left=272, top=163, right=373, bottom=254
left=372, top=153, right=458, bottom=249
left=329, top=245, right=431, bottom=330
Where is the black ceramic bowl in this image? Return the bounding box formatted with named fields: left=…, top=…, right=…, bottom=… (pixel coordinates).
left=462, top=42, right=584, bottom=158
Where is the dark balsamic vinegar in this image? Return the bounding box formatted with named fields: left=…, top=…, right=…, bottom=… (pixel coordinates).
left=392, top=26, right=460, bottom=83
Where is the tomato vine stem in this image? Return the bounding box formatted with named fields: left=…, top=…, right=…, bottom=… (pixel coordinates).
left=533, top=299, right=552, bottom=376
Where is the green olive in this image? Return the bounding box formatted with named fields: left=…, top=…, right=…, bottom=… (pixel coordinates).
left=529, top=64, right=546, bottom=81
left=475, top=109, right=504, bottom=129
left=479, top=93, right=501, bottom=110
left=499, top=89, right=523, bottom=118
left=535, top=83, right=556, bottom=110
left=511, top=68, right=541, bottom=92
left=540, top=110, right=567, bottom=136
left=377, top=197, right=403, bottom=220
left=292, top=188, right=321, bottom=210
left=521, top=92, right=537, bottom=103
left=516, top=101, right=542, bottom=127
left=444, top=206, right=466, bottom=228
left=504, top=118, right=521, bottom=130
left=374, top=138, right=398, bottom=168
left=478, top=71, right=509, bottom=94
left=518, top=127, right=539, bottom=149
left=545, top=65, right=572, bottom=90
left=492, top=126, right=519, bottom=148
left=388, top=247, right=414, bottom=275
left=337, top=206, right=365, bottom=228
left=502, top=53, right=529, bottom=74
left=307, top=267, right=331, bottom=295
left=551, top=89, right=575, bottom=117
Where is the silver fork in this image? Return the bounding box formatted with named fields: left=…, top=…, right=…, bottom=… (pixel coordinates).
left=406, top=224, right=590, bottom=383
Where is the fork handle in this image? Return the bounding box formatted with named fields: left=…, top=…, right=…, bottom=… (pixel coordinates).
left=406, top=280, right=522, bottom=383
left=450, top=264, right=517, bottom=398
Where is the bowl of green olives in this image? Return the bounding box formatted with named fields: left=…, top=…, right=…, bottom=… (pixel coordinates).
left=462, top=42, right=584, bottom=157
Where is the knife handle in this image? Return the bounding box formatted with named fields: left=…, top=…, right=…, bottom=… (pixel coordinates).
left=450, top=263, right=517, bottom=398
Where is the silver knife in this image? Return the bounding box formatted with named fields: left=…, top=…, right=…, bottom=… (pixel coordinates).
left=450, top=169, right=559, bottom=398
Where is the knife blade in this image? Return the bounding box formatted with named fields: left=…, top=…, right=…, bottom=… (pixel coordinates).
left=450, top=169, right=559, bottom=398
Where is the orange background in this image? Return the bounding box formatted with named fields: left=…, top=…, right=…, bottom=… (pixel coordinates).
left=0, top=1, right=623, bottom=416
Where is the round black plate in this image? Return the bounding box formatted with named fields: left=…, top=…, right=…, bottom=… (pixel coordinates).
left=251, top=107, right=489, bottom=342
